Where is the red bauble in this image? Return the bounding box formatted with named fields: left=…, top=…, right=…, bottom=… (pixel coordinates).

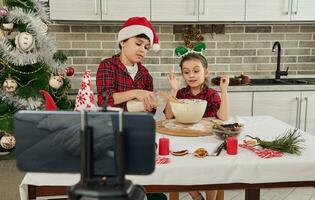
left=65, top=66, right=75, bottom=76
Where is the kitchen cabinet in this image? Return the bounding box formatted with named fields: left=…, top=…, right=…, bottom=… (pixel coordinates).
left=151, top=0, right=198, bottom=22
left=101, top=0, right=150, bottom=21
left=252, top=91, right=300, bottom=127
left=49, top=0, right=101, bottom=21
left=151, top=0, right=245, bottom=22
left=199, top=0, right=245, bottom=21
left=49, top=0, right=150, bottom=21
left=246, top=0, right=315, bottom=21
left=290, top=0, right=315, bottom=21
left=300, top=92, right=315, bottom=135
left=229, top=92, right=253, bottom=117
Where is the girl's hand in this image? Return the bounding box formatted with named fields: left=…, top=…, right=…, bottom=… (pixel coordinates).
left=167, top=71, right=180, bottom=96
left=220, top=75, right=229, bottom=92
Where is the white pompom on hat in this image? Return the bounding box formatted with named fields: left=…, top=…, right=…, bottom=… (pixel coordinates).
left=118, top=17, right=160, bottom=52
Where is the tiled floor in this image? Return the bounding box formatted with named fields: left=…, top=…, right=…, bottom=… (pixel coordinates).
left=175, top=187, right=315, bottom=200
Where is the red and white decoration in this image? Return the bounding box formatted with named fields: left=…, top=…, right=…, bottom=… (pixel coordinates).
left=74, top=70, right=97, bottom=111
left=49, top=75, right=63, bottom=89
left=239, top=141, right=283, bottom=159
left=118, top=17, right=160, bottom=51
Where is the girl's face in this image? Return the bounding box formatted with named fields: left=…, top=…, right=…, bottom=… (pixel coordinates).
left=181, top=59, right=208, bottom=90
left=120, top=37, right=150, bottom=65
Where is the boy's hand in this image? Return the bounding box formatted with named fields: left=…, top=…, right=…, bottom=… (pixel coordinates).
left=167, top=71, right=180, bottom=95
left=135, top=90, right=157, bottom=111
left=220, top=75, right=229, bottom=92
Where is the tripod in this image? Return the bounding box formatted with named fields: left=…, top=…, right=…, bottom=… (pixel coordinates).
left=68, top=109, right=146, bottom=200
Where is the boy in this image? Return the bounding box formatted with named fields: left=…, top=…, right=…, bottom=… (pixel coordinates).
left=96, top=17, right=159, bottom=112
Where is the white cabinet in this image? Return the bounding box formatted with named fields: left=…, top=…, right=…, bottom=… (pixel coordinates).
left=246, top=0, right=292, bottom=21
left=50, top=0, right=149, bottom=21
left=152, top=0, right=245, bottom=22
left=151, top=0, right=198, bottom=22
left=101, top=0, right=150, bottom=21
left=253, top=91, right=300, bottom=127
left=229, top=92, right=253, bottom=117
left=246, top=0, right=315, bottom=21
left=50, top=0, right=101, bottom=21
left=290, top=0, right=315, bottom=21
left=199, top=0, right=245, bottom=21
left=300, top=92, right=315, bottom=135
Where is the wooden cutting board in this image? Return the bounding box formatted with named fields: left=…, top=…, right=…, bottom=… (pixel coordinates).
left=156, top=119, right=215, bottom=137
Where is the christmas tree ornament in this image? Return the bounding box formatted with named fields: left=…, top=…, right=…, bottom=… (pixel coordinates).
left=2, top=23, right=13, bottom=31
left=39, top=90, right=57, bottom=110
left=38, top=22, right=48, bottom=35
left=15, top=32, right=35, bottom=52
left=74, top=70, right=97, bottom=111
left=0, top=8, right=8, bottom=16
left=49, top=75, right=64, bottom=89
left=0, top=134, right=16, bottom=150
left=65, top=66, right=75, bottom=76
left=0, top=29, right=6, bottom=38
left=2, top=78, right=18, bottom=92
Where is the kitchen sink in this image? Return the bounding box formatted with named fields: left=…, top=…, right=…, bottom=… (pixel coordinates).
left=250, top=78, right=315, bottom=85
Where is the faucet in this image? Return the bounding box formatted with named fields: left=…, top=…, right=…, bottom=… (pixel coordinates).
left=272, top=41, right=288, bottom=81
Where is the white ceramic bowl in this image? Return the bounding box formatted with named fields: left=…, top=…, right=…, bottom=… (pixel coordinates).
left=170, top=99, right=207, bottom=124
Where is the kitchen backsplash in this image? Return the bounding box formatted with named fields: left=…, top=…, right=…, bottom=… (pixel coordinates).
left=48, top=23, right=315, bottom=90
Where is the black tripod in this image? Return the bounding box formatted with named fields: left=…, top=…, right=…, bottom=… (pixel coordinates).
left=68, top=109, right=146, bottom=200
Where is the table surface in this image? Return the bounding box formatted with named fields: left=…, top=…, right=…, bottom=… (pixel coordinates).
left=19, top=116, right=315, bottom=200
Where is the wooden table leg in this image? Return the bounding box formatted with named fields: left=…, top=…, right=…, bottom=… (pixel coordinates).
left=245, top=188, right=260, bottom=200
left=216, top=190, right=224, bottom=200
left=169, top=192, right=179, bottom=200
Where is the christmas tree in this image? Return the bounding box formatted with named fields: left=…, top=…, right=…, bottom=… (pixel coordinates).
left=0, top=0, right=74, bottom=155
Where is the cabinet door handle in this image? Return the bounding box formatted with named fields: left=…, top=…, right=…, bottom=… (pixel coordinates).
left=193, top=0, right=197, bottom=15
left=293, top=0, right=299, bottom=15
left=102, top=0, right=108, bottom=15
left=283, top=0, right=290, bottom=15
left=304, top=97, right=308, bottom=132
left=200, top=0, right=205, bottom=15
left=95, top=0, right=99, bottom=15
left=296, top=97, right=300, bottom=128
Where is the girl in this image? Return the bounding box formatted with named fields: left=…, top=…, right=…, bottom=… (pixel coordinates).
left=164, top=50, right=230, bottom=200
left=96, top=17, right=159, bottom=112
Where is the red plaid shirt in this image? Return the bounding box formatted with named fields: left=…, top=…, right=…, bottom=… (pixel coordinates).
left=96, top=54, right=154, bottom=110
left=176, top=85, right=221, bottom=118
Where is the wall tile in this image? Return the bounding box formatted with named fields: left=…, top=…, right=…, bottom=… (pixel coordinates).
left=71, top=26, right=100, bottom=32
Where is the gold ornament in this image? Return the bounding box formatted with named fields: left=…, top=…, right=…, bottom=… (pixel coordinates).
left=3, top=77, right=18, bottom=92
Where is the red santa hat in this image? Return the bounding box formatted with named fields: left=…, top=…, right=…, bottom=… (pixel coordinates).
left=118, top=17, right=160, bottom=51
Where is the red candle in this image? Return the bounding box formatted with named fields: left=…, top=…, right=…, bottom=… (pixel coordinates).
left=159, top=138, right=169, bottom=155
left=226, top=136, right=238, bottom=155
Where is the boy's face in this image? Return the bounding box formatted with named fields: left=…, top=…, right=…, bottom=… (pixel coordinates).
left=181, top=59, right=208, bottom=89
left=120, top=37, right=150, bottom=64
